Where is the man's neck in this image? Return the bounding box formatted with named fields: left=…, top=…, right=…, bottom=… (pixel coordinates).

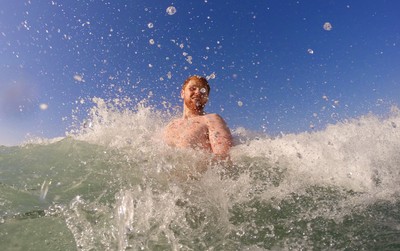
left=183, top=107, right=205, bottom=119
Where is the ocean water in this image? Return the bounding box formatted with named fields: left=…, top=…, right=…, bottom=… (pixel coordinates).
left=1, top=99, right=400, bottom=251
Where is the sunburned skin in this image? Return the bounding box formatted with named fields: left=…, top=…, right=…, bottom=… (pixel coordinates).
left=163, top=76, right=232, bottom=160
left=164, top=113, right=232, bottom=156
left=164, top=116, right=210, bottom=150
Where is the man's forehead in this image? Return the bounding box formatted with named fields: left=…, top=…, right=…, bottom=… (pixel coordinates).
left=186, top=79, right=207, bottom=87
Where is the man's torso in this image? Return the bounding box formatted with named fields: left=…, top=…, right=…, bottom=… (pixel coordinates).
left=164, top=116, right=212, bottom=151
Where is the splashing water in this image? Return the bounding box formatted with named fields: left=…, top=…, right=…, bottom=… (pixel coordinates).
left=166, top=6, right=177, bottom=16
left=1, top=99, right=400, bottom=250
left=323, top=22, right=333, bottom=31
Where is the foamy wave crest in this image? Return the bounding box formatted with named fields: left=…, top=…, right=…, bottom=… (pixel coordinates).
left=231, top=106, right=400, bottom=202
left=67, top=97, right=400, bottom=203
left=66, top=97, right=212, bottom=178
left=69, top=97, right=168, bottom=150
left=21, top=136, right=65, bottom=146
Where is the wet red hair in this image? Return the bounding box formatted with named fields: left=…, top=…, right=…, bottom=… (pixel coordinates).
left=182, top=75, right=210, bottom=94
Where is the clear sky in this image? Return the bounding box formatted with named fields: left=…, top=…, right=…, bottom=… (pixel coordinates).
left=1, top=0, right=399, bottom=146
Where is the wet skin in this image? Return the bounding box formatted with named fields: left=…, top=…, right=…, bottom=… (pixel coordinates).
left=163, top=79, right=232, bottom=159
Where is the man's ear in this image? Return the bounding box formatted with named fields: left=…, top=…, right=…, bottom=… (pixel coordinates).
left=180, top=89, right=184, bottom=99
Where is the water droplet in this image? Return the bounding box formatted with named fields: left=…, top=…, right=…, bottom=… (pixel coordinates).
left=208, top=73, right=216, bottom=79
left=236, top=230, right=245, bottom=237
left=307, top=48, right=314, bottom=54
left=166, top=6, right=176, bottom=15
left=186, top=55, right=193, bottom=64
left=147, top=22, right=154, bottom=29
left=73, top=74, right=84, bottom=82
left=39, top=103, right=48, bottom=110
left=237, top=101, right=243, bottom=107
left=149, top=39, right=155, bottom=45
left=323, top=22, right=332, bottom=31
left=200, top=88, right=206, bottom=94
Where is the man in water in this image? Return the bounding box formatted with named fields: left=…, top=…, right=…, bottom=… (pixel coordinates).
left=163, top=75, right=232, bottom=160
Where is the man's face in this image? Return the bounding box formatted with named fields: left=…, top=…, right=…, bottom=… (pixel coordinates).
left=181, top=79, right=209, bottom=110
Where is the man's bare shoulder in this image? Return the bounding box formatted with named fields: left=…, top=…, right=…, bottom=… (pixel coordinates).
left=166, top=117, right=183, bottom=127
left=203, top=113, right=226, bottom=124
left=204, top=113, right=231, bottom=136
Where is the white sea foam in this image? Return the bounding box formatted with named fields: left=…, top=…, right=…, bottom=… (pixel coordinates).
left=233, top=108, right=400, bottom=201
left=70, top=97, right=168, bottom=150
left=21, top=135, right=65, bottom=146
left=22, top=97, right=400, bottom=207
left=67, top=98, right=400, bottom=205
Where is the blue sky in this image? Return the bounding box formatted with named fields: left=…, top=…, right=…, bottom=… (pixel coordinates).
left=1, top=0, right=399, bottom=145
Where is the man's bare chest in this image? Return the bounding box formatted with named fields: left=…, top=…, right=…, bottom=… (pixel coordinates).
left=173, top=119, right=209, bottom=138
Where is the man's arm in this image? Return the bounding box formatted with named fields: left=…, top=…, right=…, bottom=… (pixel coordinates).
left=206, top=114, right=233, bottom=158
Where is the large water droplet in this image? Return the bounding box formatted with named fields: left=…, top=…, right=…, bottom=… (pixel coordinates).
left=166, top=6, right=176, bottom=15
left=323, top=22, right=332, bottom=31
